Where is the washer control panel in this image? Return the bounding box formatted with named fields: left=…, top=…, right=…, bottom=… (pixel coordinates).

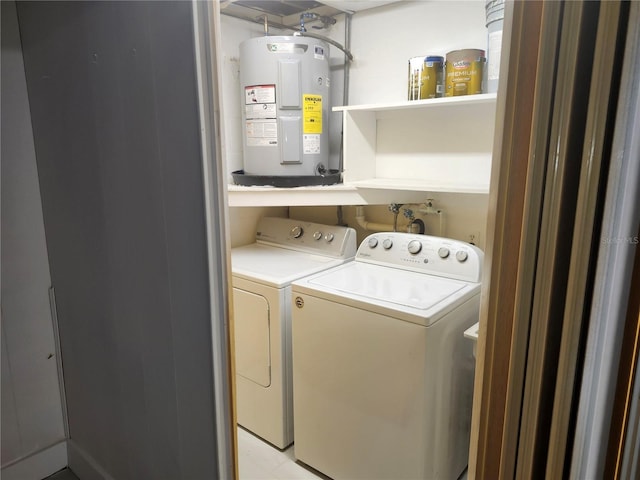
left=356, top=232, right=483, bottom=282
left=256, top=217, right=357, bottom=258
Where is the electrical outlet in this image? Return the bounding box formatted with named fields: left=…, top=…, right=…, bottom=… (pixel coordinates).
left=468, top=231, right=481, bottom=246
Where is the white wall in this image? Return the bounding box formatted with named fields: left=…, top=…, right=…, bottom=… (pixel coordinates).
left=228, top=206, right=289, bottom=247
left=1, top=1, right=67, bottom=476
left=347, top=0, right=487, bottom=104
left=219, top=15, right=264, bottom=182
left=232, top=193, right=489, bottom=252
left=290, top=193, right=489, bottom=250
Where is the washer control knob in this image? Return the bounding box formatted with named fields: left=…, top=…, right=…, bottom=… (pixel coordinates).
left=407, top=240, right=422, bottom=254
left=382, top=238, right=393, bottom=250
left=456, top=250, right=469, bottom=262
left=368, top=237, right=379, bottom=248
left=438, top=247, right=450, bottom=259
left=291, top=226, right=303, bottom=238
left=313, top=231, right=322, bottom=241
left=325, top=233, right=334, bottom=242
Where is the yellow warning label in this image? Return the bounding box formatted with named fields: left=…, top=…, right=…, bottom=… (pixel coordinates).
left=303, top=94, right=322, bottom=134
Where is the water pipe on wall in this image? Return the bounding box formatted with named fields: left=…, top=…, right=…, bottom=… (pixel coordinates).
left=417, top=199, right=445, bottom=236
left=294, top=12, right=354, bottom=62
left=355, top=200, right=445, bottom=234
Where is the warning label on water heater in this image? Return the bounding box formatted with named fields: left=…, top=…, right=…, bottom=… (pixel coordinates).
left=245, top=85, right=277, bottom=147
left=245, top=119, right=278, bottom=147
left=245, top=85, right=276, bottom=107
left=303, top=134, right=321, bottom=154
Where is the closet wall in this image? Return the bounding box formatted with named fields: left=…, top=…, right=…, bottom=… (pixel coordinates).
left=1, top=3, right=67, bottom=476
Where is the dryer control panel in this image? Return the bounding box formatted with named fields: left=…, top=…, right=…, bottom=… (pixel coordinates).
left=255, top=217, right=357, bottom=258
left=356, top=233, right=483, bottom=283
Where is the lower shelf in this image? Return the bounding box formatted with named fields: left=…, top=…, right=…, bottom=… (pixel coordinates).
left=348, top=178, right=490, bottom=194
left=227, top=181, right=488, bottom=207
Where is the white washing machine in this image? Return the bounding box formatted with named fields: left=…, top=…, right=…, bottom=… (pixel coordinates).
left=231, top=217, right=356, bottom=449
left=291, top=232, right=483, bottom=479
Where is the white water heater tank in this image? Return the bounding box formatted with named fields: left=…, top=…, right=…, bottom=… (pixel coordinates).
left=239, top=35, right=331, bottom=181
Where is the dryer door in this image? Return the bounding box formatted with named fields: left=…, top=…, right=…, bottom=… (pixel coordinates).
left=233, top=288, right=271, bottom=387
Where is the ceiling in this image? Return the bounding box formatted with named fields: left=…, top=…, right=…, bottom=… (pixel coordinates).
left=219, top=0, right=401, bottom=29
left=319, top=0, right=401, bottom=12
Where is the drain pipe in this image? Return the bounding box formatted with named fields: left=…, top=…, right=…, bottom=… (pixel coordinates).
left=355, top=206, right=395, bottom=232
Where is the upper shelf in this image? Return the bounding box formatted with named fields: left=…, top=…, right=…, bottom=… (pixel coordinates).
left=227, top=184, right=434, bottom=207
left=333, top=93, right=497, bottom=113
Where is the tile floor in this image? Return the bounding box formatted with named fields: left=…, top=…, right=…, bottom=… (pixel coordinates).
left=238, top=427, right=328, bottom=480
left=237, top=427, right=468, bottom=480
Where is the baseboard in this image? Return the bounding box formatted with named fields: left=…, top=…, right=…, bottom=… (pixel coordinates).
left=1, top=440, right=68, bottom=480
left=66, top=440, right=116, bottom=480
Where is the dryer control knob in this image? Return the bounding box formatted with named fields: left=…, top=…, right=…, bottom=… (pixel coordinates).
left=313, top=231, right=322, bottom=240
left=407, top=240, right=422, bottom=254
left=456, top=250, right=469, bottom=262
left=438, top=247, right=450, bottom=258
left=325, top=233, right=334, bottom=242
left=368, top=237, right=379, bottom=248
left=291, top=226, right=303, bottom=238
left=382, top=238, right=393, bottom=250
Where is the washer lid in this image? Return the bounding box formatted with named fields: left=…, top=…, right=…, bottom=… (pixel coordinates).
left=232, top=244, right=347, bottom=287
left=308, top=262, right=468, bottom=310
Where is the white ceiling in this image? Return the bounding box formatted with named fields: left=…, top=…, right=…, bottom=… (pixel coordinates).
left=320, top=0, right=402, bottom=12
left=220, top=0, right=405, bottom=29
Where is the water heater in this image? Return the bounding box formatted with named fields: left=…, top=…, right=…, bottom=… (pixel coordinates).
left=236, top=35, right=338, bottom=186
